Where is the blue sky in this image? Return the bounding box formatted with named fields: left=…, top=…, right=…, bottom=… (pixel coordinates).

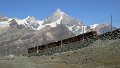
left=0, top=0, right=120, bottom=26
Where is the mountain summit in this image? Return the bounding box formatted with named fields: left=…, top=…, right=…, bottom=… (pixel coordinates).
left=55, top=8, right=63, bottom=14
left=43, top=9, right=84, bottom=35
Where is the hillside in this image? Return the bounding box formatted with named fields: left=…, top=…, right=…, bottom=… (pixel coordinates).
left=23, top=29, right=120, bottom=68
left=28, top=28, right=120, bottom=56
left=52, top=39, right=120, bottom=68
left=0, top=39, right=119, bottom=68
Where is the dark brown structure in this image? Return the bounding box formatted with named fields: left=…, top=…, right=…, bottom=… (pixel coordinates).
left=28, top=31, right=97, bottom=53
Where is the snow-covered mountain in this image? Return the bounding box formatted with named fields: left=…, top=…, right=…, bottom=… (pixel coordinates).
left=0, top=9, right=85, bottom=35
left=9, top=16, right=40, bottom=29
left=94, top=23, right=116, bottom=34
left=0, top=9, right=116, bottom=35
left=0, top=16, right=11, bottom=30
left=0, top=16, right=9, bottom=22
left=42, top=9, right=84, bottom=35
left=24, top=16, right=40, bottom=29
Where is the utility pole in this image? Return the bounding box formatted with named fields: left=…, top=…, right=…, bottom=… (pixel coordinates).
left=83, top=24, right=84, bottom=40
left=111, top=15, right=113, bottom=32
left=10, top=48, right=12, bottom=55
left=59, top=34, right=63, bottom=52
left=36, top=39, right=39, bottom=54
left=6, top=47, right=8, bottom=56
left=33, top=45, right=35, bottom=54
left=82, top=21, right=84, bottom=41
left=20, top=47, right=24, bottom=56
left=61, top=39, right=62, bottom=49
left=46, top=44, right=48, bottom=56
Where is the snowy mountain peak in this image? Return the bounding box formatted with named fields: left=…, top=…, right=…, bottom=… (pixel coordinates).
left=10, top=18, right=18, bottom=23
left=53, top=9, right=63, bottom=16
left=55, top=8, right=64, bottom=14
left=25, top=16, right=36, bottom=22
left=90, top=24, right=99, bottom=29
left=9, top=18, right=27, bottom=26
left=42, top=9, right=84, bottom=35
left=56, top=8, right=62, bottom=11
left=0, top=16, right=8, bottom=22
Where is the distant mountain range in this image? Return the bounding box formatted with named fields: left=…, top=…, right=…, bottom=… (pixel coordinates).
left=0, top=9, right=116, bottom=35
left=0, top=9, right=116, bottom=56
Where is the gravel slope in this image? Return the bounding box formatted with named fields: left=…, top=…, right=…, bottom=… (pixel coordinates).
left=53, top=39, right=120, bottom=68
left=0, top=56, right=81, bottom=68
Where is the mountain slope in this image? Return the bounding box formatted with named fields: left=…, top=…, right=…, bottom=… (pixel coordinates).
left=52, top=39, right=120, bottom=68
left=0, top=23, right=75, bottom=56
left=30, top=23, right=75, bottom=45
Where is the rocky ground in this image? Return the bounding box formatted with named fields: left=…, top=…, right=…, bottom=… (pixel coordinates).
left=0, top=56, right=80, bottom=68
left=0, top=39, right=120, bottom=68
left=53, top=39, right=120, bottom=68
